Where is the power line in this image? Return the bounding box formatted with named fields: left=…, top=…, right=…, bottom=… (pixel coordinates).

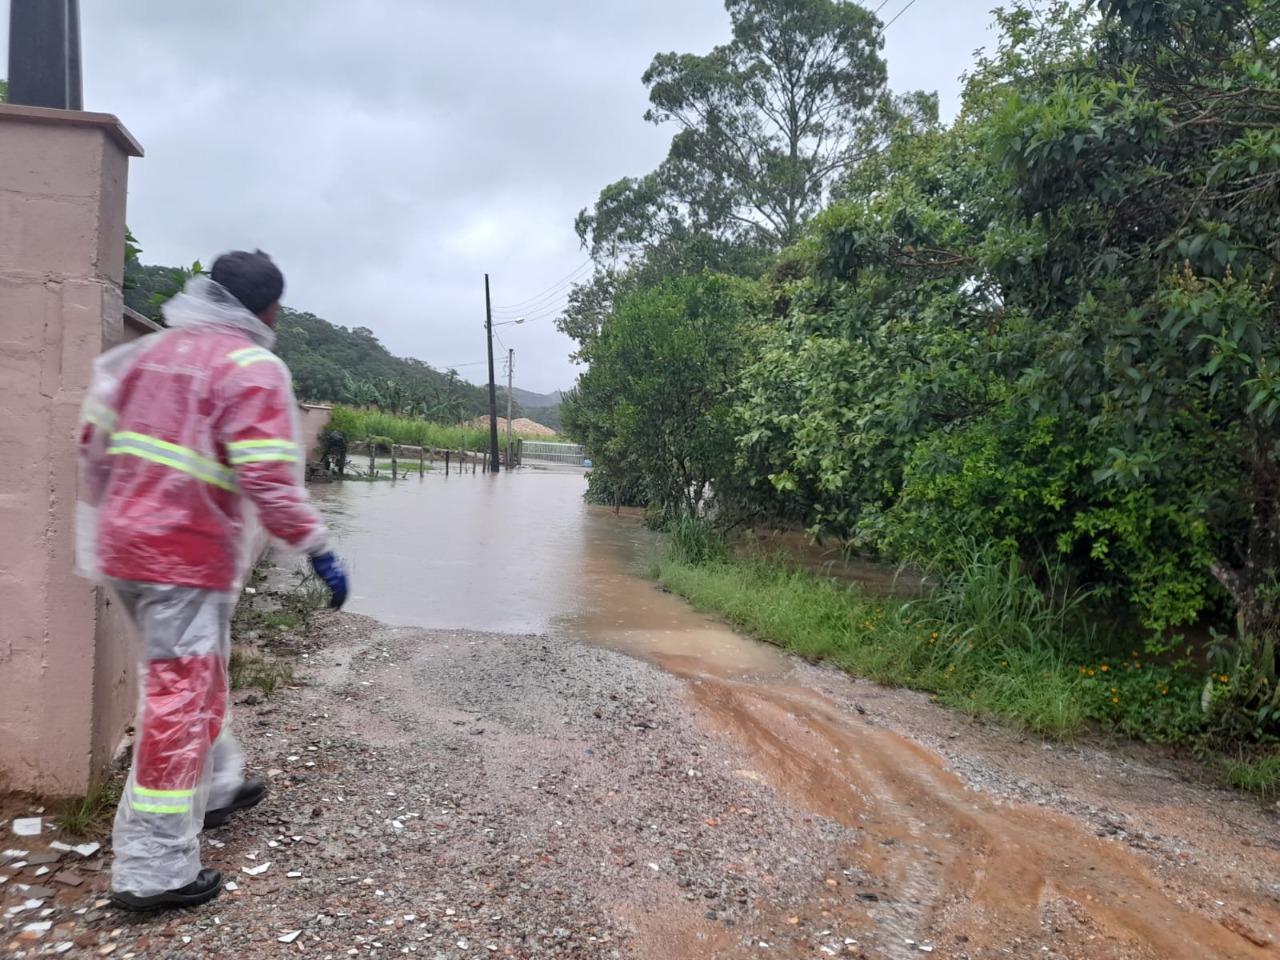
left=491, top=264, right=594, bottom=317
left=871, top=0, right=893, bottom=16
left=880, top=0, right=919, bottom=33
left=491, top=282, right=586, bottom=319
left=491, top=259, right=593, bottom=315
left=493, top=294, right=575, bottom=328
left=506, top=258, right=592, bottom=305
left=510, top=299, right=571, bottom=326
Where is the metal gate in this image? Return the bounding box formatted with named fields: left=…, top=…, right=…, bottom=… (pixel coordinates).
left=520, top=440, right=588, bottom=466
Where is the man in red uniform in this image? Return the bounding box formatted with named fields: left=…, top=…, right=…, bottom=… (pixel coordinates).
left=76, top=251, right=348, bottom=911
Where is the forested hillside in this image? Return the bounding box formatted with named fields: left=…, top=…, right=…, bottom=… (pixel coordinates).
left=123, top=254, right=508, bottom=421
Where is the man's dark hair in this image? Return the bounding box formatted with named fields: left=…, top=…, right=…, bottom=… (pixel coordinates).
left=210, top=250, right=284, bottom=316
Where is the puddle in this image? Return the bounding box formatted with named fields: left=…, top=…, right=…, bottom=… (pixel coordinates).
left=312, top=470, right=590, bottom=634
left=313, top=469, right=791, bottom=679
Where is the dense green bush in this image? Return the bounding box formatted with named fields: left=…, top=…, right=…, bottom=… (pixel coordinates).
left=563, top=0, right=1280, bottom=741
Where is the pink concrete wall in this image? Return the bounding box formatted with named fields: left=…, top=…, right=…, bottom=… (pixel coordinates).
left=0, top=105, right=142, bottom=795
left=298, top=404, right=334, bottom=459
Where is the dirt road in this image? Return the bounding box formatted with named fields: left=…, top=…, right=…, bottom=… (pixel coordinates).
left=4, top=609, right=1278, bottom=958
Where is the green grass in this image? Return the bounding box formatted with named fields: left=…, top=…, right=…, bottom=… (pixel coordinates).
left=54, top=777, right=123, bottom=837
left=652, top=555, right=1088, bottom=737
left=264, top=610, right=302, bottom=630
left=327, top=406, right=546, bottom=453
left=1224, top=751, right=1280, bottom=798
left=340, top=459, right=437, bottom=481
left=286, top=569, right=334, bottom=618
left=328, top=406, right=490, bottom=451
left=664, top=514, right=728, bottom=565
left=650, top=530, right=1211, bottom=743
left=229, top=648, right=295, bottom=696
left=234, top=568, right=331, bottom=633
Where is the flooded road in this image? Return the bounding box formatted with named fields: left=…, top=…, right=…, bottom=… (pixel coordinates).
left=313, top=470, right=596, bottom=634
left=313, top=470, right=789, bottom=677
left=309, top=471, right=1280, bottom=959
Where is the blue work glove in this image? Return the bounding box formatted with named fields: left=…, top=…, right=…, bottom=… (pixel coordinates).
left=309, top=551, right=349, bottom=610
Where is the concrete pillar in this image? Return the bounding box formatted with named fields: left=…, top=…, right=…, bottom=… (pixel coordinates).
left=0, top=104, right=143, bottom=796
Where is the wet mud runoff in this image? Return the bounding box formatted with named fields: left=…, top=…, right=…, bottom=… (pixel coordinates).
left=679, top=673, right=1278, bottom=958
left=319, top=473, right=1280, bottom=958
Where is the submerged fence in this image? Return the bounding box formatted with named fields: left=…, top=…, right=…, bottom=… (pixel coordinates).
left=519, top=440, right=588, bottom=466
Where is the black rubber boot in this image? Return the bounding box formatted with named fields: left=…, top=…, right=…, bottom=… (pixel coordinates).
left=203, top=778, right=267, bottom=829
left=111, top=869, right=223, bottom=912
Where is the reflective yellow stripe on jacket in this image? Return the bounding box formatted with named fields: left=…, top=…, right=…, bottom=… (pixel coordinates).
left=85, top=400, right=118, bottom=433
left=226, top=438, right=301, bottom=466
left=107, top=432, right=238, bottom=492
left=228, top=346, right=280, bottom=368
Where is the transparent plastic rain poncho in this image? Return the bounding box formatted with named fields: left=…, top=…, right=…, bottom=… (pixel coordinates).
left=74, top=276, right=327, bottom=896
left=76, top=274, right=327, bottom=591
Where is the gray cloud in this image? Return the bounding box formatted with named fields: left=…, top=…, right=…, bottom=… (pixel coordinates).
left=3, top=1, right=1000, bottom=392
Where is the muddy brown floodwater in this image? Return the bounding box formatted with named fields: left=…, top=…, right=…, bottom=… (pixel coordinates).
left=311, top=470, right=1280, bottom=959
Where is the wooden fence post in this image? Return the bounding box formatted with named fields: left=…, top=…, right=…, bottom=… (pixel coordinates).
left=419, top=447, right=424, bottom=477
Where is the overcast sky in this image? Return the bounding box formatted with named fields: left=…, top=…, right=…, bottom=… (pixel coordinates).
left=3, top=1, right=1001, bottom=394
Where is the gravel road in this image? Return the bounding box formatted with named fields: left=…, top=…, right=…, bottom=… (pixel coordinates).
left=3, top=606, right=1278, bottom=959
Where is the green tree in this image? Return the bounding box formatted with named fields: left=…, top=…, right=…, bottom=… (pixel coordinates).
left=640, top=0, right=933, bottom=250
left=992, top=0, right=1280, bottom=724
left=557, top=0, right=1280, bottom=741
left=563, top=274, right=752, bottom=517
left=563, top=0, right=935, bottom=360
left=737, top=111, right=1018, bottom=541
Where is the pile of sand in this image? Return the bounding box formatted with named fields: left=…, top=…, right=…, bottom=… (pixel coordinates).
left=463, top=416, right=558, bottom=438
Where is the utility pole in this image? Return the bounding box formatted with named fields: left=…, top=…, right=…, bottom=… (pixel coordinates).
left=484, top=274, right=501, bottom=474
left=506, top=349, right=514, bottom=471
left=8, top=0, right=83, bottom=110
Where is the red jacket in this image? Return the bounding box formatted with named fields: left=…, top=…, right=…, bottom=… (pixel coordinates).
left=79, top=321, right=326, bottom=592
